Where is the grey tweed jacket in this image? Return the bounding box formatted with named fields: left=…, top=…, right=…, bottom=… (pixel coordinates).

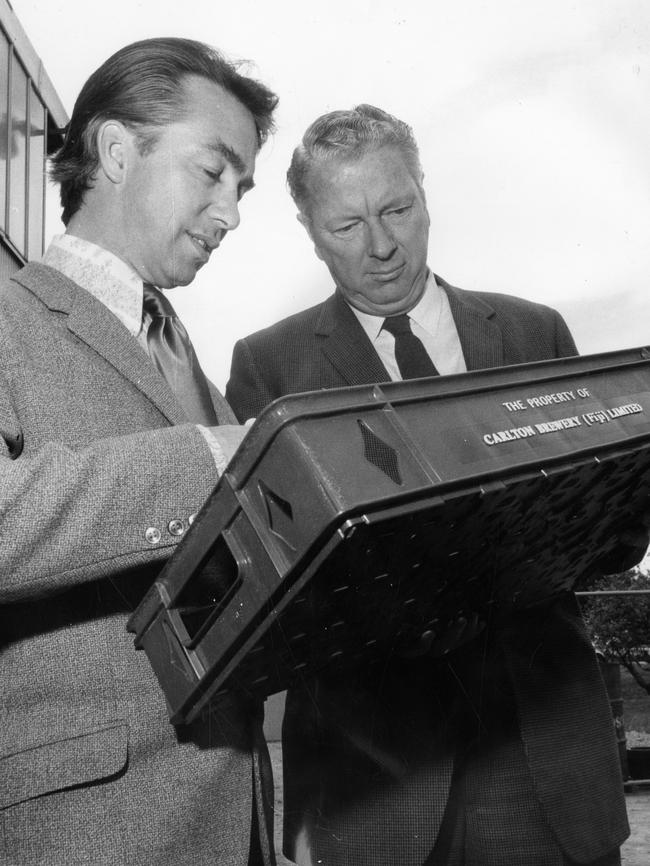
left=0, top=263, right=274, bottom=866
left=226, top=277, right=629, bottom=866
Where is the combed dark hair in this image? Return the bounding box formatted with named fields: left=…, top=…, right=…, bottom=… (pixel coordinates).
left=50, top=37, right=278, bottom=225
left=287, top=104, right=422, bottom=215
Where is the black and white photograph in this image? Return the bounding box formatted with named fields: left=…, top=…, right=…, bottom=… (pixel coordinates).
left=1, top=1, right=649, bottom=863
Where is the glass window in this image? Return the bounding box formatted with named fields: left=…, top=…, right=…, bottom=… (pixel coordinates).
left=28, top=88, right=45, bottom=259
left=8, top=54, right=27, bottom=256
left=0, top=33, right=9, bottom=233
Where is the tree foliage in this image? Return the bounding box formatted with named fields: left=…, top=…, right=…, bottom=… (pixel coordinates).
left=578, top=566, right=650, bottom=696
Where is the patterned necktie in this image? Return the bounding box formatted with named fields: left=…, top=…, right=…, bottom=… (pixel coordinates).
left=142, top=283, right=218, bottom=425
left=382, top=313, right=439, bottom=379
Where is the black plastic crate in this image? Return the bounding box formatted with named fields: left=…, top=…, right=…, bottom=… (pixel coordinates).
left=128, top=347, right=650, bottom=723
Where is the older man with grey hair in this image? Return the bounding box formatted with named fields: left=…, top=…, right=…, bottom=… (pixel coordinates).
left=227, top=104, right=631, bottom=866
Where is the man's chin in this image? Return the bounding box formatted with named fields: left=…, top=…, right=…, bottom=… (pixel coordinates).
left=164, top=266, right=202, bottom=289
left=352, top=284, right=424, bottom=316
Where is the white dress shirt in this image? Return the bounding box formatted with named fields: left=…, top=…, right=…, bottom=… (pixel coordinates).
left=349, top=271, right=467, bottom=378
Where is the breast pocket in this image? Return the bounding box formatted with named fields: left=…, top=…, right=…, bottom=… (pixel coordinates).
left=0, top=722, right=128, bottom=810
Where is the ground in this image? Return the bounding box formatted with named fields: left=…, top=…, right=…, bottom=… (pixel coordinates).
left=620, top=667, right=650, bottom=864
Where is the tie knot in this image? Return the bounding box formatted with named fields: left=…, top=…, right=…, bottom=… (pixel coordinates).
left=382, top=313, right=412, bottom=336
left=143, top=283, right=176, bottom=319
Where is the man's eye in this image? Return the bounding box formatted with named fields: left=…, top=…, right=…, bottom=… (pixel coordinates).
left=204, top=168, right=222, bottom=182
left=388, top=205, right=411, bottom=216
left=335, top=223, right=356, bottom=235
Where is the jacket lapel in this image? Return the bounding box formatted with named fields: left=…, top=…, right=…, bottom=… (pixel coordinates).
left=317, top=292, right=390, bottom=386
left=14, top=263, right=189, bottom=425
left=438, top=276, right=504, bottom=372
left=316, top=279, right=506, bottom=383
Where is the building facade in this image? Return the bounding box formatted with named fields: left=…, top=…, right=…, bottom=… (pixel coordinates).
left=0, top=0, right=67, bottom=281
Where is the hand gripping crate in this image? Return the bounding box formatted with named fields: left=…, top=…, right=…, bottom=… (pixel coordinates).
left=128, top=347, right=650, bottom=724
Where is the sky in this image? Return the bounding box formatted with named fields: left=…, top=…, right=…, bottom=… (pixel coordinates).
left=10, top=0, right=650, bottom=391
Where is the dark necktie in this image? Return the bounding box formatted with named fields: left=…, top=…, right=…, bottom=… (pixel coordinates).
left=382, top=313, right=439, bottom=379
left=142, top=283, right=218, bottom=425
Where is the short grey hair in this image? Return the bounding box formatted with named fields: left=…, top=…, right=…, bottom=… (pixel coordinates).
left=287, top=104, right=423, bottom=215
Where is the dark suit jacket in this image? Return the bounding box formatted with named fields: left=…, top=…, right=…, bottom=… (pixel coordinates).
left=0, top=263, right=274, bottom=866
left=226, top=276, right=578, bottom=418
left=226, top=277, right=629, bottom=865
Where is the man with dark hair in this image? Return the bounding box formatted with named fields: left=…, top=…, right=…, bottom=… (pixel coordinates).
left=0, top=38, right=277, bottom=865
left=227, top=105, right=632, bottom=865
left=51, top=37, right=277, bottom=227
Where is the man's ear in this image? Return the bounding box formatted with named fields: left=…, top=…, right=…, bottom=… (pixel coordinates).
left=296, top=211, right=324, bottom=262
left=96, top=120, right=132, bottom=184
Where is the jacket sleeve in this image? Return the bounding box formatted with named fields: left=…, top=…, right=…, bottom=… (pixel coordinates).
left=0, top=387, right=220, bottom=603
left=226, top=338, right=277, bottom=423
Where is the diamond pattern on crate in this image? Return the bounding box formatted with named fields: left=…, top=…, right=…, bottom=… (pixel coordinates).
left=358, top=419, right=402, bottom=485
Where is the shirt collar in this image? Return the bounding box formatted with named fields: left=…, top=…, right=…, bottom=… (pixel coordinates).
left=349, top=271, right=443, bottom=342
left=406, top=271, right=444, bottom=337
left=42, top=234, right=144, bottom=337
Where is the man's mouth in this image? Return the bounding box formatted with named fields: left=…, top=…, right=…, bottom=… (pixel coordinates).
left=370, top=263, right=405, bottom=282
left=188, top=233, right=220, bottom=256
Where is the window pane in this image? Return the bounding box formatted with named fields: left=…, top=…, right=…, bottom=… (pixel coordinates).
left=0, top=34, right=9, bottom=233
left=8, top=55, right=27, bottom=255
left=28, top=89, right=45, bottom=259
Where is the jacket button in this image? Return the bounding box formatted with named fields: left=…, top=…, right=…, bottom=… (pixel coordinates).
left=145, top=527, right=161, bottom=545
left=168, top=519, right=184, bottom=536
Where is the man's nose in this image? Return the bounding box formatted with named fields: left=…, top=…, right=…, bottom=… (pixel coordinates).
left=207, top=186, right=241, bottom=231
left=367, top=218, right=397, bottom=259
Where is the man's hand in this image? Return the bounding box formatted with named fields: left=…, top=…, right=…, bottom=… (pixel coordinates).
left=213, top=422, right=254, bottom=465
left=198, top=419, right=255, bottom=473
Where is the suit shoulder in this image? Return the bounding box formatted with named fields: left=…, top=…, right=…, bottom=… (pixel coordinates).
left=235, top=298, right=329, bottom=349
left=0, top=270, right=29, bottom=309
left=0, top=271, right=43, bottom=338
left=454, top=286, right=562, bottom=321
